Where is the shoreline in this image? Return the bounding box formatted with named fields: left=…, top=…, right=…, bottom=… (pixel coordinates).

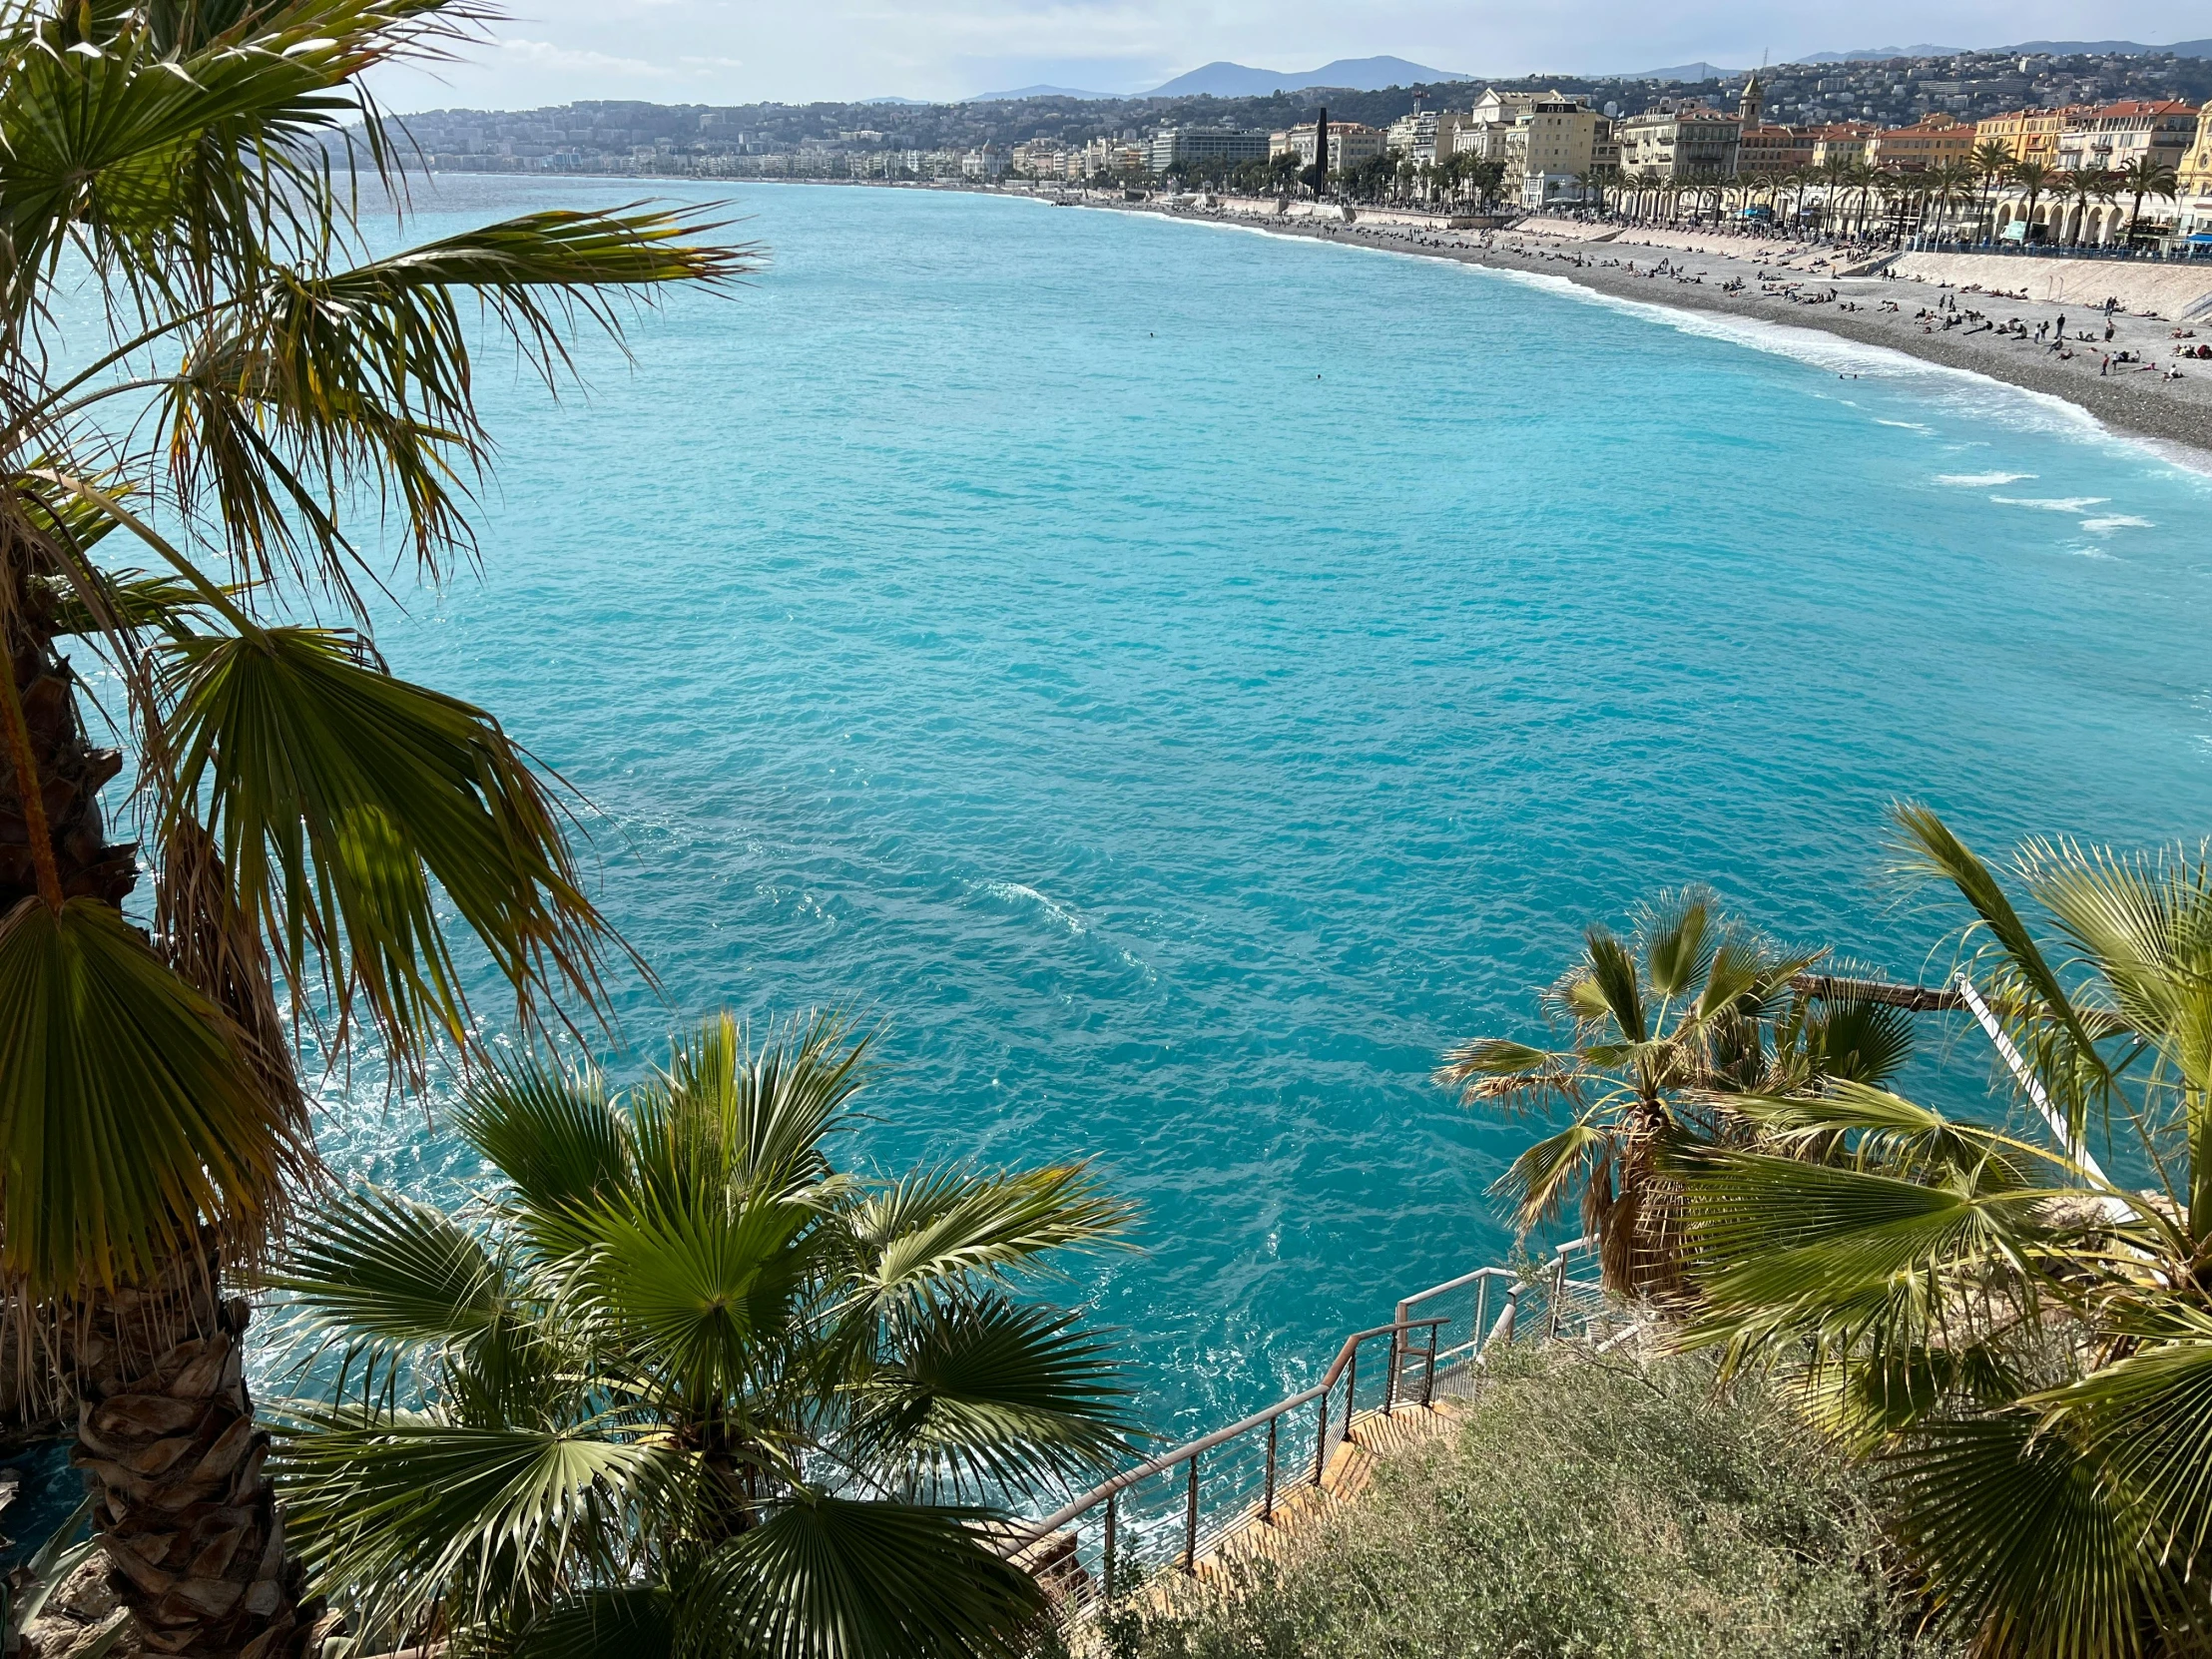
left=1100, top=201, right=2212, bottom=463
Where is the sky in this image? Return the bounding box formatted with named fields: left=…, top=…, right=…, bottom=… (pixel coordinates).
left=366, top=0, right=2212, bottom=113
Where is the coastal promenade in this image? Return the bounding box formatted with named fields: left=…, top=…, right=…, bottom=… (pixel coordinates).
left=1105, top=197, right=2212, bottom=457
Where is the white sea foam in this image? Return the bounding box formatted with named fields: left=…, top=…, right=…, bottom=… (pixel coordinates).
left=1936, top=472, right=2033, bottom=486
left=2080, top=514, right=2155, bottom=533
left=976, top=879, right=1087, bottom=935
left=1989, top=495, right=2110, bottom=512
left=1875, top=418, right=1932, bottom=432
left=1136, top=209, right=2212, bottom=479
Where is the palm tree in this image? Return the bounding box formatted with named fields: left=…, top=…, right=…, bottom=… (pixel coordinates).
left=1433, top=890, right=1907, bottom=1301
left=1815, top=156, right=1853, bottom=232
left=2114, top=154, right=2180, bottom=242
left=1842, top=158, right=1882, bottom=240
left=274, top=1015, right=1135, bottom=1657
left=2011, top=157, right=2052, bottom=242
left=1971, top=141, right=2016, bottom=242
left=2061, top=165, right=2114, bottom=247
left=1678, top=806, right=2212, bottom=1654
left=0, top=2, right=739, bottom=1652
left=1927, top=159, right=1976, bottom=243
left=1784, top=167, right=1814, bottom=229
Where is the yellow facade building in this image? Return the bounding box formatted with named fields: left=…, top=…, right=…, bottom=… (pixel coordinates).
left=1973, top=107, right=2086, bottom=166
left=2178, top=100, right=2212, bottom=234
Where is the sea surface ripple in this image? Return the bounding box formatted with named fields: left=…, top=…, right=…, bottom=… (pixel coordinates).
left=317, top=178, right=2212, bottom=1443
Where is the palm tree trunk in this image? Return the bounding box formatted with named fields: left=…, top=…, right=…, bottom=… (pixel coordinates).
left=3, top=563, right=313, bottom=1658
left=70, top=1248, right=321, bottom=1659
left=2, top=601, right=137, bottom=913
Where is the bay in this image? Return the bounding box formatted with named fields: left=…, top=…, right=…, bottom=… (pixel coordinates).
left=318, top=177, right=2212, bottom=1445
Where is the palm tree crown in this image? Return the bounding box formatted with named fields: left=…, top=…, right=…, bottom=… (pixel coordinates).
left=0, top=0, right=743, bottom=1650
left=275, top=1015, right=1136, bottom=1659
left=1679, top=806, right=2212, bottom=1654
left=1434, top=889, right=1911, bottom=1299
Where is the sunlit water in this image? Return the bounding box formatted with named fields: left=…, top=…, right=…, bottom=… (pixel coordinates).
left=288, top=178, right=2211, bottom=1444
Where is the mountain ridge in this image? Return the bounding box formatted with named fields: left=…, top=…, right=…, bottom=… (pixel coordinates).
left=1139, top=56, right=1472, bottom=98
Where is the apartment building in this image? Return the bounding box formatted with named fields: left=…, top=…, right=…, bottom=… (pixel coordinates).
left=1974, top=106, right=2085, bottom=165
left=1809, top=123, right=1879, bottom=167
left=1873, top=114, right=1977, bottom=171
left=1147, top=127, right=1271, bottom=173
left=1279, top=120, right=1386, bottom=171
left=1504, top=94, right=1606, bottom=206
left=1614, top=102, right=1742, bottom=179
left=2054, top=100, right=2200, bottom=174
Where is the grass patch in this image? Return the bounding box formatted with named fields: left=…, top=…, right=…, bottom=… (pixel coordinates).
left=1079, top=1345, right=1959, bottom=1659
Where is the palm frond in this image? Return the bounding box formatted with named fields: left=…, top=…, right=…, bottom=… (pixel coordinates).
left=842, top=1165, right=1132, bottom=1305
left=1679, top=1148, right=2059, bottom=1345
left=636, top=1011, right=868, bottom=1204
left=270, top=1184, right=504, bottom=1362
left=1633, top=885, right=1714, bottom=1004
left=1490, top=1120, right=1609, bottom=1232
left=1893, top=803, right=2115, bottom=1132
left=569, top=1185, right=819, bottom=1404
left=704, top=1494, right=1043, bottom=1659
left=1582, top=926, right=1648, bottom=1042
left=155, top=207, right=754, bottom=595
left=846, top=1296, right=1134, bottom=1498
left=2035, top=1304, right=2212, bottom=1565
left=162, top=623, right=626, bottom=1083
left=516, top=1583, right=679, bottom=1659
left=1430, top=1037, right=1583, bottom=1112
left=0, top=894, right=299, bottom=1293
left=456, top=1053, right=630, bottom=1224
left=278, top=1407, right=681, bottom=1638
left=1881, top=1411, right=2193, bottom=1655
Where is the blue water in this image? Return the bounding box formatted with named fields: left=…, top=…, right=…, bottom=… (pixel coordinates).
left=311, top=178, right=2212, bottom=1442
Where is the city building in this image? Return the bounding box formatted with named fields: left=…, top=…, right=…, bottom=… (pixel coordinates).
left=1873, top=114, right=1976, bottom=171
left=1281, top=120, right=1386, bottom=172
left=1974, top=105, right=2084, bottom=165
left=1384, top=106, right=1439, bottom=163
left=2177, top=100, right=2212, bottom=233
left=1504, top=93, right=1605, bottom=206
left=1809, top=122, right=1878, bottom=167
left=1147, top=126, right=1271, bottom=173
left=960, top=145, right=1009, bottom=180
left=1738, top=123, right=1816, bottom=173
left=2054, top=100, right=2200, bottom=174
left=1453, top=89, right=1537, bottom=163
left=1010, top=139, right=1067, bottom=178
left=1614, top=102, right=1742, bottom=179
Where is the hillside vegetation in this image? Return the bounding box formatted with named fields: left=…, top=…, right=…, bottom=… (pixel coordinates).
left=1083, top=1346, right=1961, bottom=1659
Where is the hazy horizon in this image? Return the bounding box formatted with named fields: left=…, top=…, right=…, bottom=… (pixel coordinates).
left=362, top=3, right=2210, bottom=115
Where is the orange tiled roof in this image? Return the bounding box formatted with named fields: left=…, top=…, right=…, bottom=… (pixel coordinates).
left=2089, top=100, right=2197, bottom=118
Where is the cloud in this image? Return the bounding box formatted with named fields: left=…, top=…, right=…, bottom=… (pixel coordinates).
left=365, top=0, right=2212, bottom=112
left=493, top=37, right=676, bottom=78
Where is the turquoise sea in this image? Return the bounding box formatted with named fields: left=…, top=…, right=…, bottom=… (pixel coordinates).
left=323, top=178, right=2211, bottom=1443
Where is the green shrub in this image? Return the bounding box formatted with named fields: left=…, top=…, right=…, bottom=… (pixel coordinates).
left=1082, top=1345, right=1959, bottom=1659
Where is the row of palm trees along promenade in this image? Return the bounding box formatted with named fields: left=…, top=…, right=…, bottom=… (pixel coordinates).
left=8, top=4, right=2212, bottom=1659
left=1091, top=77, right=2212, bottom=259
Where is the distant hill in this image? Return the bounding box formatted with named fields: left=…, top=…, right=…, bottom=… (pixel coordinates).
left=966, top=84, right=1121, bottom=102
left=1799, top=45, right=1962, bottom=62
left=1627, top=61, right=1738, bottom=81
left=1795, top=38, right=2212, bottom=63
left=1144, top=56, right=1471, bottom=98
left=858, top=95, right=931, bottom=105
left=2004, top=38, right=2212, bottom=57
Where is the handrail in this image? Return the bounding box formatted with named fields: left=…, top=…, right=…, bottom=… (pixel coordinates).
left=1012, top=1315, right=1448, bottom=1548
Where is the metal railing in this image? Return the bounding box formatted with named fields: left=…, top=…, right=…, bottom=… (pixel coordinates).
left=1008, top=1239, right=1607, bottom=1616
